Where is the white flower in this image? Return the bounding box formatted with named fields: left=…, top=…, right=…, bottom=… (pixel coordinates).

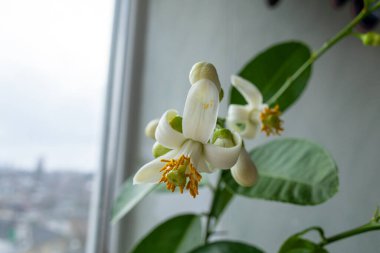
left=226, top=75, right=283, bottom=138
left=133, top=63, right=242, bottom=198
left=231, top=148, right=258, bottom=187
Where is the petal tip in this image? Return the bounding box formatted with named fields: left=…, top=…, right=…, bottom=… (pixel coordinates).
left=230, top=149, right=258, bottom=187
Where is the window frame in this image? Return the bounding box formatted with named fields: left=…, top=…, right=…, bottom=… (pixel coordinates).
left=85, top=0, right=148, bottom=253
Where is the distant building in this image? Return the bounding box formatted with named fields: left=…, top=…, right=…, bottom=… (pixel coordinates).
left=0, top=166, right=93, bottom=253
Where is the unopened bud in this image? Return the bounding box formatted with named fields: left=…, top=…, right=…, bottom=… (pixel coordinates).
left=358, top=32, right=380, bottom=46
left=212, top=128, right=235, bottom=148
left=145, top=119, right=159, bottom=139
left=189, top=62, right=223, bottom=100
left=231, top=148, right=258, bottom=187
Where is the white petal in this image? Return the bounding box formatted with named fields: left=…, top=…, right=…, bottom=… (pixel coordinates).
left=240, top=121, right=260, bottom=139
left=133, top=150, right=177, bottom=184
left=176, top=140, right=213, bottom=173
left=155, top=110, right=186, bottom=149
left=226, top=105, right=260, bottom=139
left=227, top=104, right=250, bottom=121
left=196, top=156, right=213, bottom=173
left=231, top=75, right=263, bottom=107
left=231, top=148, right=258, bottom=187
left=183, top=79, right=219, bottom=143
left=204, top=131, right=242, bottom=169
left=226, top=119, right=259, bottom=140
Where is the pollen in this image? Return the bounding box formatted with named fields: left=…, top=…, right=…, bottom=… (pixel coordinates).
left=159, top=155, right=202, bottom=198
left=202, top=100, right=214, bottom=110
left=260, top=105, right=284, bottom=136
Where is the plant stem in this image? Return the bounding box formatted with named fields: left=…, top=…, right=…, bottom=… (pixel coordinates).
left=319, top=222, right=380, bottom=247
left=204, top=174, right=223, bottom=243
left=267, top=2, right=380, bottom=105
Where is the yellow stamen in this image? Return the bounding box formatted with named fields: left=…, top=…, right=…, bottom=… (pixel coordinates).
left=260, top=105, right=284, bottom=136
left=159, top=154, right=202, bottom=198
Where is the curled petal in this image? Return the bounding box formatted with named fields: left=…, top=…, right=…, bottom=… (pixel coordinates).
left=133, top=150, right=177, bottom=184
left=226, top=105, right=260, bottom=139
left=241, top=121, right=260, bottom=139
left=227, top=118, right=260, bottom=139
left=227, top=104, right=250, bottom=122
left=231, top=75, right=263, bottom=107
left=183, top=79, right=219, bottom=143
left=155, top=110, right=186, bottom=149
left=231, top=148, right=258, bottom=187
left=204, top=131, right=242, bottom=169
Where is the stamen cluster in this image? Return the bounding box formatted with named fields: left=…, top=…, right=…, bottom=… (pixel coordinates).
left=260, top=105, right=284, bottom=136
left=159, top=155, right=202, bottom=198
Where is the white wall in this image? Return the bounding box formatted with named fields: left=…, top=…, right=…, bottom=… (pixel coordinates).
left=128, top=1, right=380, bottom=252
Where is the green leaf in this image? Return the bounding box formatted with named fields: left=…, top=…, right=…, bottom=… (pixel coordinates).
left=223, top=138, right=339, bottom=205
left=130, top=214, right=202, bottom=253
left=189, top=241, right=265, bottom=253
left=279, top=237, right=328, bottom=253
left=112, top=177, right=156, bottom=224
left=364, top=0, right=376, bottom=7
left=230, top=41, right=312, bottom=112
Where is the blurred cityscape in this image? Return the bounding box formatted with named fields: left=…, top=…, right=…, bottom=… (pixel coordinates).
left=0, top=159, right=93, bottom=253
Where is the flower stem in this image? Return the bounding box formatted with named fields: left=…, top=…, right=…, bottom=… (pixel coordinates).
left=204, top=175, right=223, bottom=243
left=319, top=222, right=380, bottom=247
left=204, top=172, right=234, bottom=243
left=267, top=1, right=380, bottom=106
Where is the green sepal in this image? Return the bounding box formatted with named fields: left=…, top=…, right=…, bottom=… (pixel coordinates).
left=169, top=115, right=183, bottom=133
left=219, top=88, right=224, bottom=101
left=152, top=143, right=171, bottom=158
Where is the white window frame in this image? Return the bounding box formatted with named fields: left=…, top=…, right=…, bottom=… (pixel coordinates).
left=86, top=0, right=148, bottom=252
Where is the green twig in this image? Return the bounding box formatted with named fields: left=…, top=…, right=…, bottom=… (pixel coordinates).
left=267, top=2, right=380, bottom=105
left=319, top=222, right=380, bottom=247
left=297, top=226, right=326, bottom=241
left=204, top=174, right=223, bottom=243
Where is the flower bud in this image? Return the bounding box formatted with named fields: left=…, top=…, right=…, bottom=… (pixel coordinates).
left=231, top=148, right=258, bottom=187
left=358, top=32, right=380, bottom=46
left=152, top=142, right=171, bottom=158
left=212, top=128, right=235, bottom=148
left=145, top=119, right=159, bottom=139
left=189, top=62, right=222, bottom=100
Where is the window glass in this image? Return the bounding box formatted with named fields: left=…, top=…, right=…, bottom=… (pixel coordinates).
left=0, top=1, right=113, bottom=252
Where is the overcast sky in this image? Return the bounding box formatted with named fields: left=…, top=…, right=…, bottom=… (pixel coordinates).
left=0, top=0, right=113, bottom=171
